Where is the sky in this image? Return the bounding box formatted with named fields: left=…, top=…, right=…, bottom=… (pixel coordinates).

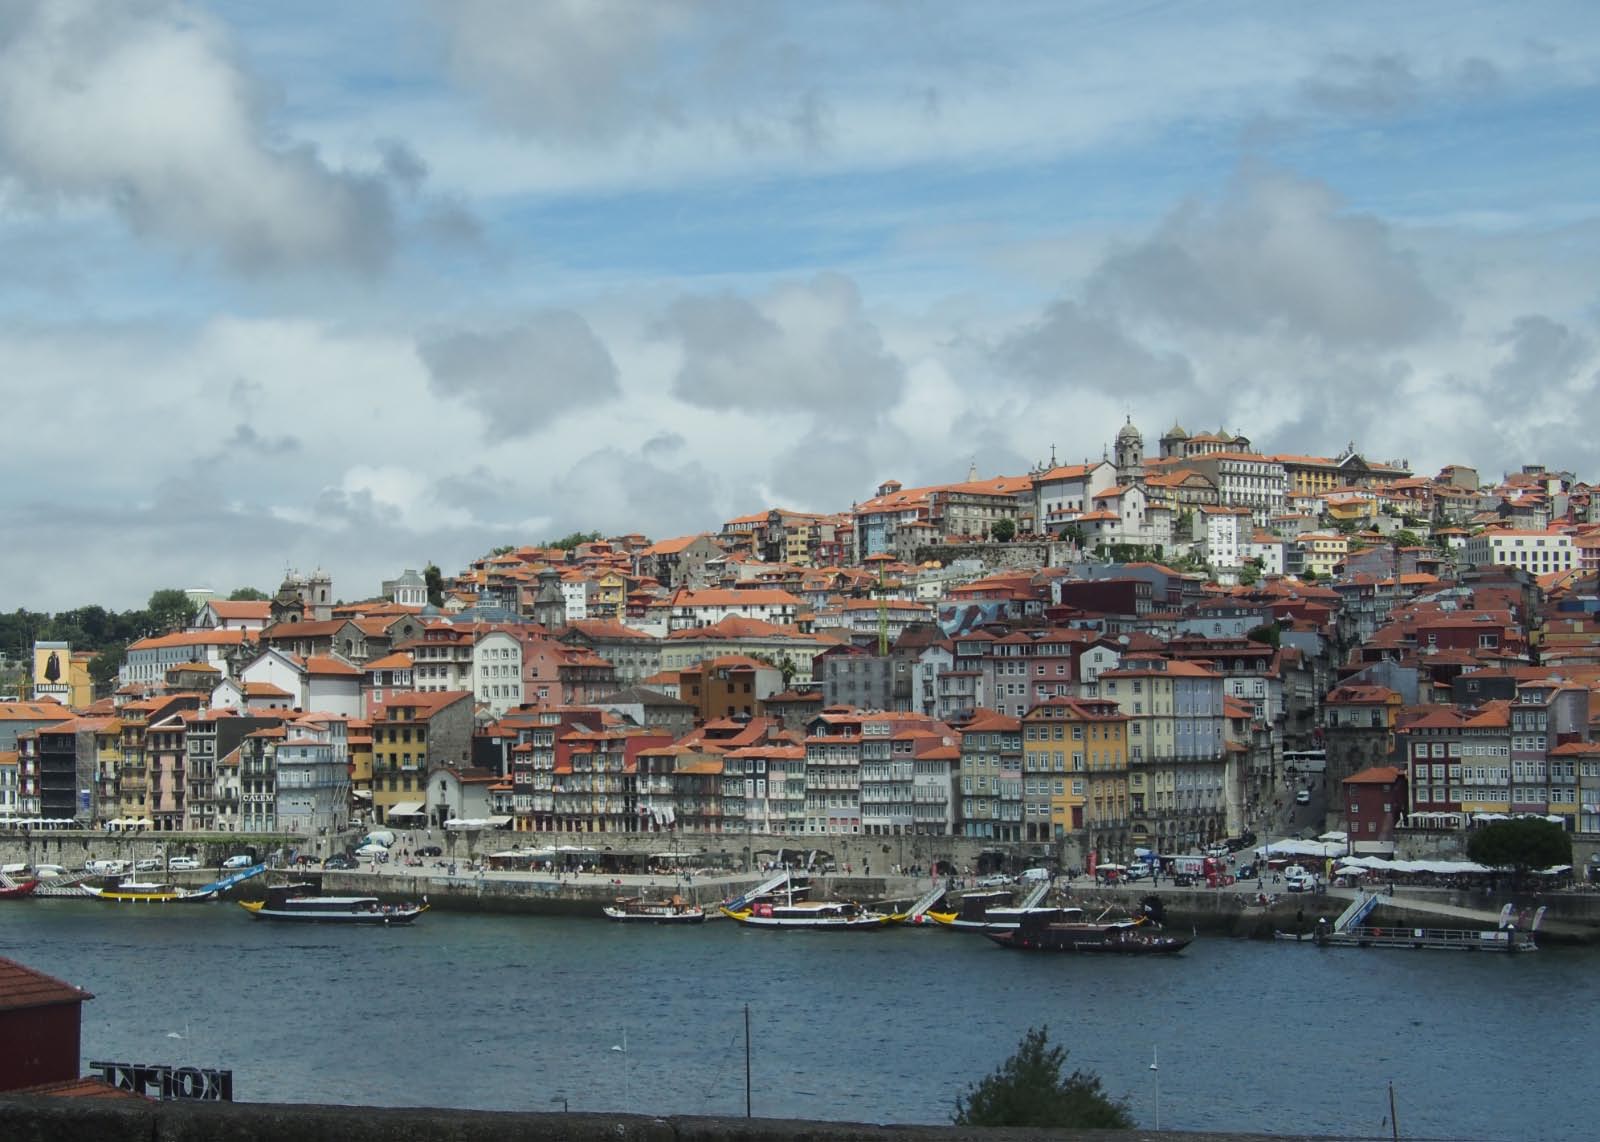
left=2, top=0, right=1598, bottom=613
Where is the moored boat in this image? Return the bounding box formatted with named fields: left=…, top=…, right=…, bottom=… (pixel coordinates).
left=239, top=883, right=427, bottom=925
left=88, top=879, right=217, bottom=904
left=719, top=871, right=891, bottom=930
left=603, top=894, right=706, bottom=923
left=986, top=899, right=1189, bottom=955
left=0, top=877, right=39, bottom=899
left=925, top=888, right=1065, bottom=933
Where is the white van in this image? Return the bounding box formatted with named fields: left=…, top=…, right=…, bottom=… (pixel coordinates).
left=86, top=859, right=130, bottom=876
left=167, top=856, right=201, bottom=871
left=220, top=854, right=255, bottom=870
left=1020, top=867, right=1053, bottom=883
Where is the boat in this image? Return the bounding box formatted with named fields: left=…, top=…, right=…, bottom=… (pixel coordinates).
left=239, top=883, right=427, bottom=925
left=603, top=894, right=706, bottom=923
left=88, top=878, right=218, bottom=904
left=0, top=876, right=39, bottom=899
left=719, top=871, right=892, bottom=931
left=987, top=909, right=1191, bottom=955
left=925, top=882, right=1060, bottom=932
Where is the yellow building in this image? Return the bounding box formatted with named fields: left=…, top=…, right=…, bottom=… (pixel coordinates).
left=1295, top=531, right=1349, bottom=578
left=594, top=573, right=627, bottom=619
left=1022, top=698, right=1129, bottom=843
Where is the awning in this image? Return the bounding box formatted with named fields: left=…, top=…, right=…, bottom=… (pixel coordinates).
left=486, top=815, right=512, bottom=827
left=385, top=801, right=426, bottom=817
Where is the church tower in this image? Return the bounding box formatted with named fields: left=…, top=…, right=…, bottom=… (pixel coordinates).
left=532, top=567, right=567, bottom=632
left=1114, top=417, right=1145, bottom=486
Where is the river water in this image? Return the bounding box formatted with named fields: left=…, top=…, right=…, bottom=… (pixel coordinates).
left=1, top=900, right=1589, bottom=1139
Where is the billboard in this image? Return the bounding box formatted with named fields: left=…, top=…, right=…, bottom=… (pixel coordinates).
left=32, top=641, right=71, bottom=703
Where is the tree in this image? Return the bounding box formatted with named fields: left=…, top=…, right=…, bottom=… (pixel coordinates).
left=146, top=589, right=194, bottom=634
left=228, top=587, right=269, bottom=601
left=990, top=518, right=1016, bottom=543
left=548, top=531, right=603, bottom=551
left=1466, top=819, right=1571, bottom=888
left=423, top=564, right=446, bottom=608
left=1245, top=622, right=1281, bottom=648
left=89, top=645, right=126, bottom=689
left=1059, top=525, right=1087, bottom=548
left=954, top=1025, right=1133, bottom=1130
left=1392, top=529, right=1422, bottom=550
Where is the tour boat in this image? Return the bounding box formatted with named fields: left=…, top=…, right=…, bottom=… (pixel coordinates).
left=240, top=883, right=427, bottom=925
left=89, top=879, right=218, bottom=904
left=924, top=885, right=1062, bottom=932
left=985, top=907, right=1189, bottom=955
left=719, top=872, right=891, bottom=930
left=603, top=894, right=706, bottom=924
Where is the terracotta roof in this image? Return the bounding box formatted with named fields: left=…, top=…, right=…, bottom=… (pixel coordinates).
left=1345, top=766, right=1404, bottom=785
left=126, top=629, right=248, bottom=651
left=0, top=956, right=93, bottom=1012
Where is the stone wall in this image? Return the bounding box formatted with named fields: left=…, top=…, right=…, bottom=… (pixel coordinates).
left=909, top=540, right=1074, bottom=571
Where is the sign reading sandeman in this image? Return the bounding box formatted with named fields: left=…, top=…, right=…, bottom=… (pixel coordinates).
left=88, top=1060, right=234, bottom=1101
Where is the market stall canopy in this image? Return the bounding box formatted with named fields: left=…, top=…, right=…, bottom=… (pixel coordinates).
left=386, top=801, right=426, bottom=818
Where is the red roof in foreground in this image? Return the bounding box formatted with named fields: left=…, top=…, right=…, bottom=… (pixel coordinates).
left=0, top=956, right=94, bottom=1012
left=17, top=1076, right=148, bottom=1101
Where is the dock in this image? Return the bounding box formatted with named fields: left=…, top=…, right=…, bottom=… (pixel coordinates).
left=1278, top=894, right=1544, bottom=952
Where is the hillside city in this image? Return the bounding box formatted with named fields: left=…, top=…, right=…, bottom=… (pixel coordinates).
left=4, top=417, right=1599, bottom=877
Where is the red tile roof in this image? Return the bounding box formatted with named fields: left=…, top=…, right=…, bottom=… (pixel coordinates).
left=0, top=957, right=93, bottom=1012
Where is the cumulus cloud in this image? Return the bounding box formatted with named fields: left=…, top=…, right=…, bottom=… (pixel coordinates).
left=549, top=441, right=726, bottom=538
left=1087, top=167, right=1450, bottom=348
left=1490, top=315, right=1592, bottom=393
left=996, top=299, right=1193, bottom=396
left=0, top=1, right=394, bottom=272
left=659, top=272, right=905, bottom=415
left=419, top=311, right=621, bottom=439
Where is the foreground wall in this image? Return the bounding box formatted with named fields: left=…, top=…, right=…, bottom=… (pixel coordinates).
left=0, top=1095, right=1329, bottom=1142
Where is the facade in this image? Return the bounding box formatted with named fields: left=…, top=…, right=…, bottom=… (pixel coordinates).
left=1343, top=766, right=1407, bottom=855
left=369, top=691, right=475, bottom=826
left=955, top=710, right=1023, bottom=841
left=1462, top=529, right=1576, bottom=575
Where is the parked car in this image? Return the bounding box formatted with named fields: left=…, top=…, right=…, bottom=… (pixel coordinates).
left=354, top=844, right=390, bottom=862
left=221, top=854, right=255, bottom=870
left=85, top=859, right=130, bottom=876
left=417, top=845, right=443, bottom=858
left=324, top=854, right=358, bottom=870
left=1295, top=789, right=1312, bottom=805
left=135, top=858, right=162, bottom=871
left=1020, top=867, right=1054, bottom=883
left=1171, top=873, right=1196, bottom=888
left=1236, top=863, right=1258, bottom=880
left=1123, top=864, right=1150, bottom=880
left=167, top=856, right=200, bottom=871
left=1286, top=875, right=1316, bottom=893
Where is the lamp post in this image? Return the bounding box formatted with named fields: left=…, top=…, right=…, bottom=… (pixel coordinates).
left=549, top=1095, right=568, bottom=1114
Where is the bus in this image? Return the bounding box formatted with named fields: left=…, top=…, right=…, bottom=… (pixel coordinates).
left=1282, top=749, right=1326, bottom=774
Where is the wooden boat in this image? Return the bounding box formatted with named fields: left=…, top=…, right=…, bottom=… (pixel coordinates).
left=719, top=871, right=891, bottom=931
left=987, top=916, right=1191, bottom=955
left=985, top=898, right=1189, bottom=955
left=88, top=879, right=217, bottom=904
left=0, top=877, right=39, bottom=899
left=925, top=888, right=1065, bottom=932
left=603, top=894, right=706, bottom=923
left=240, top=883, right=426, bottom=925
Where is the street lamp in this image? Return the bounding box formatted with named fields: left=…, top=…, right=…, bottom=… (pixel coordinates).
left=549, top=1095, right=568, bottom=1114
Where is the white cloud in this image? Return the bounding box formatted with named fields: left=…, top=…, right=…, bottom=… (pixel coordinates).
left=0, top=1, right=393, bottom=271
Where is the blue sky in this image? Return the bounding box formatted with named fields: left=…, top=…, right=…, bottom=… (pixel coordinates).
left=1, top=0, right=1598, bottom=610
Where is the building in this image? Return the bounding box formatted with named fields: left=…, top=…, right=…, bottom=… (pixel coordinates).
left=0, top=957, right=94, bottom=1093
left=1343, top=766, right=1407, bottom=855
left=1462, top=529, right=1577, bottom=575
left=369, top=691, right=475, bottom=826
left=955, top=710, right=1023, bottom=841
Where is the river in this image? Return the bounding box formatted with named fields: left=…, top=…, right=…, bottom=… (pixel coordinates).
left=1, top=900, right=1590, bottom=1139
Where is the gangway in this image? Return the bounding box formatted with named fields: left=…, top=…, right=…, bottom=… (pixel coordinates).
left=1017, top=879, right=1051, bottom=910
left=722, top=870, right=799, bottom=913
left=1334, top=891, right=1379, bottom=932
left=194, top=863, right=268, bottom=898
left=898, top=881, right=949, bottom=923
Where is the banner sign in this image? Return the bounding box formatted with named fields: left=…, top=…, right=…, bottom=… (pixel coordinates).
left=88, top=1060, right=234, bottom=1101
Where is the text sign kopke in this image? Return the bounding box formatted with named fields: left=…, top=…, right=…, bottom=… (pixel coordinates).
left=88, top=1060, right=234, bottom=1101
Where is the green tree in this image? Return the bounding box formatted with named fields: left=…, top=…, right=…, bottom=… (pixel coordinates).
left=990, top=518, right=1016, bottom=543
left=490, top=544, right=516, bottom=556
left=954, top=1025, right=1133, bottom=1130
left=423, top=564, right=446, bottom=608
left=548, top=531, right=603, bottom=551
left=228, top=587, right=269, bottom=601
left=1392, top=529, right=1422, bottom=549
left=1246, top=622, right=1281, bottom=648
left=146, top=589, right=194, bottom=634
left=89, top=645, right=126, bottom=689
left=1466, top=819, right=1572, bottom=888
left=1060, top=525, right=1087, bottom=548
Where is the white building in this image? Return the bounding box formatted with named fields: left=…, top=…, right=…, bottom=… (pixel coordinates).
left=668, top=589, right=803, bottom=631
left=1462, top=529, right=1576, bottom=575
left=1198, top=507, right=1253, bottom=573
left=472, top=629, right=525, bottom=717
left=1035, top=461, right=1118, bottom=531
left=120, top=630, right=250, bottom=688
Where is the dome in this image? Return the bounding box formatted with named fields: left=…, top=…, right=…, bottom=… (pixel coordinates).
left=1164, top=422, right=1188, bottom=439
left=1117, top=418, right=1142, bottom=442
